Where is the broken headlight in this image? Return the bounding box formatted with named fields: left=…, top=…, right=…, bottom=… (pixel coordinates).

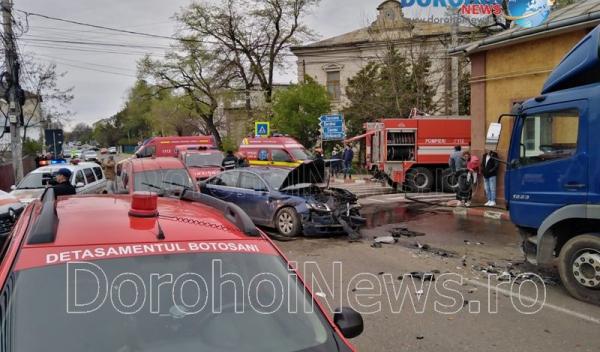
left=306, top=201, right=331, bottom=212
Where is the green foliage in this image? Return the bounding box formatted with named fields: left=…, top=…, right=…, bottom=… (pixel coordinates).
left=66, top=123, right=93, bottom=143
left=344, top=47, right=436, bottom=135
left=272, top=77, right=331, bottom=148
left=22, top=138, right=43, bottom=156
left=220, top=135, right=238, bottom=153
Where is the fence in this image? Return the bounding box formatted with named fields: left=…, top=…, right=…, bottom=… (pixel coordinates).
left=0, top=156, right=36, bottom=192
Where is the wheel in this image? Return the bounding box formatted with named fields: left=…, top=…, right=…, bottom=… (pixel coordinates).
left=405, top=167, right=434, bottom=192
left=557, top=234, right=600, bottom=305
left=275, top=207, right=301, bottom=237
left=440, top=168, right=459, bottom=193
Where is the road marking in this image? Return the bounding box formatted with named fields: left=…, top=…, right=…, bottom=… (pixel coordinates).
left=465, top=278, right=600, bottom=325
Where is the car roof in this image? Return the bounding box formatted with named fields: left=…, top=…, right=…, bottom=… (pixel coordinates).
left=29, top=162, right=101, bottom=173
left=236, top=167, right=290, bottom=175
left=240, top=136, right=303, bottom=147
left=129, top=157, right=186, bottom=172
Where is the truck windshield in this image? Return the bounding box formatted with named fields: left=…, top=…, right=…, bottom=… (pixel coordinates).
left=185, top=153, right=224, bottom=167
left=1, top=253, right=336, bottom=351
left=134, top=169, right=194, bottom=192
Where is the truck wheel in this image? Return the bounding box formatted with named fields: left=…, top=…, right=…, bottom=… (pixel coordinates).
left=441, top=168, right=459, bottom=193
left=406, top=167, right=434, bottom=192
left=557, top=234, right=600, bottom=305
left=275, top=207, right=301, bottom=237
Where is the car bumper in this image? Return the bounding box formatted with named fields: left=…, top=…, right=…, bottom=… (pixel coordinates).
left=301, top=210, right=366, bottom=236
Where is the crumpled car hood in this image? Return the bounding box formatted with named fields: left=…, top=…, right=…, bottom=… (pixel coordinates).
left=279, top=159, right=325, bottom=190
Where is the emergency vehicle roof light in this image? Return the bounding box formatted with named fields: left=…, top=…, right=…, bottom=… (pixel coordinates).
left=129, top=192, right=159, bottom=218
left=27, top=188, right=59, bottom=245
left=181, top=190, right=259, bottom=237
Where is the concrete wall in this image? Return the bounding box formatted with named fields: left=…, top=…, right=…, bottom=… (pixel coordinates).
left=469, top=29, right=588, bottom=204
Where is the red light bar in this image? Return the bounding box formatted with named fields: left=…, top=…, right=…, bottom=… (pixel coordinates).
left=129, top=192, right=159, bottom=218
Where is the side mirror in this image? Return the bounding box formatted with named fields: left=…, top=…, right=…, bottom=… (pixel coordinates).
left=10, top=185, right=16, bottom=190
left=333, top=307, right=363, bottom=339
left=76, top=182, right=85, bottom=188
left=486, top=122, right=502, bottom=147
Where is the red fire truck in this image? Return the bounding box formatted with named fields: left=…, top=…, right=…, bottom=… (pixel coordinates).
left=349, top=116, right=471, bottom=192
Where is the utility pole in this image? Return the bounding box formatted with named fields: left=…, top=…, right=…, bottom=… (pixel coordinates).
left=2, top=0, right=23, bottom=182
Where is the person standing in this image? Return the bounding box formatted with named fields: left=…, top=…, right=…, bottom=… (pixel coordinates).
left=51, top=168, right=76, bottom=196
left=481, top=150, right=499, bottom=207
left=331, top=147, right=341, bottom=178
left=222, top=150, right=238, bottom=170
left=456, top=151, right=477, bottom=206
left=103, top=156, right=117, bottom=194
left=448, top=145, right=464, bottom=173
left=342, top=144, right=354, bottom=180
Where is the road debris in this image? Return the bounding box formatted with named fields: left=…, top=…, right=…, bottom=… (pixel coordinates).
left=410, top=272, right=436, bottom=281
left=390, top=227, right=425, bottom=238
left=374, top=235, right=396, bottom=244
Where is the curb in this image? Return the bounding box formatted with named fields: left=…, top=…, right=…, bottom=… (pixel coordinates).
left=452, top=206, right=510, bottom=221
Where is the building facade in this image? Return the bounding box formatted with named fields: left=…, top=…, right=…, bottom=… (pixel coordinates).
left=290, top=0, right=477, bottom=114
left=450, top=0, right=600, bottom=204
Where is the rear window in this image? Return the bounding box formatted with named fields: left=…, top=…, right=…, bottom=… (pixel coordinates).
left=0, top=253, right=335, bottom=351
left=133, top=169, right=194, bottom=194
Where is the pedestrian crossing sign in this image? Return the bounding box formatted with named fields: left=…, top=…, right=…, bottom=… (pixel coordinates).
left=255, top=121, right=270, bottom=137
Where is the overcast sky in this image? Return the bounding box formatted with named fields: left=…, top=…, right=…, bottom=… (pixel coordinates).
left=16, top=0, right=433, bottom=130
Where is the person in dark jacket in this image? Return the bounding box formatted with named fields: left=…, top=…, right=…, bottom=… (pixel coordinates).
left=222, top=150, right=238, bottom=170
left=448, top=145, right=464, bottom=173
left=342, top=144, right=354, bottom=180
left=52, top=168, right=76, bottom=196
left=481, top=150, right=499, bottom=206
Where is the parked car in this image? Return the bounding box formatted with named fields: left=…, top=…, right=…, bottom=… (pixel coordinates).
left=100, top=148, right=108, bottom=154
left=71, top=149, right=82, bottom=159
left=201, top=160, right=365, bottom=237
left=108, top=146, right=117, bottom=154
left=115, top=157, right=197, bottom=195
left=82, top=149, right=98, bottom=162
left=9, top=161, right=107, bottom=203
left=179, top=149, right=224, bottom=181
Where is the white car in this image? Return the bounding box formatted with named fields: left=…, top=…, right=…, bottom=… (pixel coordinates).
left=72, top=149, right=82, bottom=159
left=82, top=150, right=98, bottom=161
left=9, top=161, right=107, bottom=204
left=108, top=146, right=117, bottom=154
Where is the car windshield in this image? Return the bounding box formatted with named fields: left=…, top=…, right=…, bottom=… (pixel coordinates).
left=17, top=171, right=63, bottom=189
left=289, top=148, right=311, bottom=160
left=261, top=169, right=289, bottom=190
left=1, top=253, right=336, bottom=352
left=133, top=169, right=194, bottom=193
left=185, top=152, right=224, bottom=167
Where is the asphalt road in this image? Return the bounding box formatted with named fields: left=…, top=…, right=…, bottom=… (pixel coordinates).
left=275, top=199, right=600, bottom=352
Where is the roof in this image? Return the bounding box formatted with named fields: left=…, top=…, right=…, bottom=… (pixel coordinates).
left=31, top=162, right=100, bottom=173
left=240, top=136, right=303, bottom=147
left=449, top=0, right=600, bottom=55
left=145, top=135, right=214, bottom=144
left=129, top=157, right=186, bottom=172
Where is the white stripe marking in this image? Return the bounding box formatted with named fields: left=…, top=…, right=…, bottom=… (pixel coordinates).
left=466, top=278, right=600, bottom=325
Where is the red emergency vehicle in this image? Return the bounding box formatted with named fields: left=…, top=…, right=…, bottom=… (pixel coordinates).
left=135, top=136, right=215, bottom=158
left=349, top=116, right=470, bottom=191
left=116, top=157, right=197, bottom=194
left=238, top=136, right=312, bottom=168
left=0, top=189, right=363, bottom=350
left=178, top=148, right=225, bottom=181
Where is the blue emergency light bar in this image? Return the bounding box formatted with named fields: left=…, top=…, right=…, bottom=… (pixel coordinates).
left=50, top=159, right=67, bottom=165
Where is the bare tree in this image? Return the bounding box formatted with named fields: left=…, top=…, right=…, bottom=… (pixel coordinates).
left=176, top=0, right=318, bottom=110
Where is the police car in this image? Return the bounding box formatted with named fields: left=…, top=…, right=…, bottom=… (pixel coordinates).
left=0, top=189, right=363, bottom=351
left=9, top=161, right=107, bottom=203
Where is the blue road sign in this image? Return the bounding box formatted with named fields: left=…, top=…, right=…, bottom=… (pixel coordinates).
left=255, top=121, right=270, bottom=137
left=319, top=114, right=345, bottom=141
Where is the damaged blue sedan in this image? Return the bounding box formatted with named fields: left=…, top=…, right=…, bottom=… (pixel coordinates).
left=200, top=160, right=365, bottom=237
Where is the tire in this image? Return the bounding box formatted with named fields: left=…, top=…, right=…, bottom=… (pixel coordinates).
left=275, top=207, right=301, bottom=237
left=405, top=167, right=434, bottom=192
left=441, top=168, right=459, bottom=193
left=557, top=234, right=600, bottom=305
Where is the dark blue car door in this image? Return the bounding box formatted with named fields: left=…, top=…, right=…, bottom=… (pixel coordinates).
left=237, top=171, right=271, bottom=225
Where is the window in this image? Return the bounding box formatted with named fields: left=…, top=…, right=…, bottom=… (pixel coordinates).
left=208, top=171, right=239, bottom=187
left=83, top=168, right=96, bottom=184
left=288, top=148, right=311, bottom=161
left=519, top=109, right=578, bottom=165
left=239, top=172, right=267, bottom=192
left=133, top=169, right=193, bottom=193
left=75, top=171, right=85, bottom=185
left=271, top=149, right=292, bottom=163
left=93, top=167, right=103, bottom=180
left=326, top=71, right=341, bottom=100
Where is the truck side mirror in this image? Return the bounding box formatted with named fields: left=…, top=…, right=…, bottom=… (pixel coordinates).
left=486, top=123, right=502, bottom=148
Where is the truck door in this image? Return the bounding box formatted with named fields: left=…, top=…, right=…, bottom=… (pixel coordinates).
left=507, top=103, right=588, bottom=228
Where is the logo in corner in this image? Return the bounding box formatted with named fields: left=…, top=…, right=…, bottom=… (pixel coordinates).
left=505, top=0, right=554, bottom=28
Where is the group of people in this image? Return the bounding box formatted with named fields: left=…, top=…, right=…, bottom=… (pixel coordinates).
left=449, top=145, right=498, bottom=207
left=331, top=144, right=354, bottom=180
left=221, top=151, right=250, bottom=170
